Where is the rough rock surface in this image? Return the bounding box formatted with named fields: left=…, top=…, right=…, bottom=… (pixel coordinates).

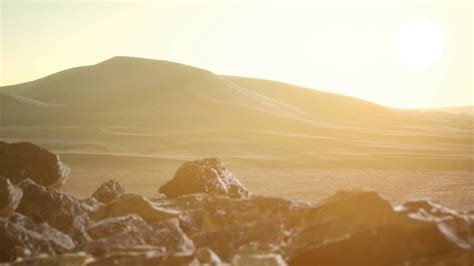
left=86, top=214, right=148, bottom=240
left=16, top=179, right=92, bottom=244
left=9, top=213, right=75, bottom=253
left=0, top=141, right=70, bottom=187
left=77, top=218, right=194, bottom=258
left=91, top=179, right=125, bottom=204
left=0, top=217, right=54, bottom=262
left=90, top=193, right=179, bottom=223
left=159, top=158, right=252, bottom=198
left=0, top=176, right=22, bottom=217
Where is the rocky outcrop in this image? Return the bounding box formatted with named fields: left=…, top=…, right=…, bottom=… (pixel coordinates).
left=0, top=146, right=473, bottom=265
left=9, top=213, right=75, bottom=253
left=86, top=214, right=148, bottom=240
left=286, top=191, right=474, bottom=266
left=16, top=179, right=92, bottom=244
left=0, top=176, right=22, bottom=217
left=76, top=218, right=194, bottom=259
left=90, top=193, right=179, bottom=223
left=91, top=180, right=125, bottom=204
left=0, top=217, right=54, bottom=262
left=159, top=158, right=252, bottom=198
left=0, top=141, right=70, bottom=187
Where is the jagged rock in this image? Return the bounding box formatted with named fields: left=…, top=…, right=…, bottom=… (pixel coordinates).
left=148, top=218, right=195, bottom=254
left=16, top=179, right=92, bottom=244
left=176, top=195, right=308, bottom=261
left=90, top=193, right=179, bottom=224
left=10, top=213, right=75, bottom=253
left=195, top=247, right=223, bottom=265
left=88, top=250, right=197, bottom=266
left=86, top=214, right=149, bottom=240
left=397, top=200, right=474, bottom=249
left=80, top=197, right=103, bottom=213
left=77, top=218, right=194, bottom=258
left=0, top=217, right=54, bottom=262
left=12, top=252, right=93, bottom=266
left=287, top=191, right=474, bottom=266
left=0, top=141, right=70, bottom=188
left=91, top=180, right=125, bottom=204
left=159, top=158, right=252, bottom=199
left=232, top=253, right=287, bottom=266
left=0, top=176, right=22, bottom=217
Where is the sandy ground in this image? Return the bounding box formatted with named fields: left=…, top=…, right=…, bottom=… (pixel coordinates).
left=60, top=154, right=474, bottom=211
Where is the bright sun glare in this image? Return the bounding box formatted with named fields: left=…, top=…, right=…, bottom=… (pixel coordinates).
left=395, top=19, right=445, bottom=68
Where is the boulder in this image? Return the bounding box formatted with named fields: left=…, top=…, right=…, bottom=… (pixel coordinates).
left=232, top=253, right=287, bottom=266
left=91, top=180, right=125, bottom=204
left=86, top=214, right=149, bottom=240
left=16, top=179, right=92, bottom=244
left=159, top=158, right=252, bottom=199
left=90, top=193, right=179, bottom=224
left=397, top=199, right=474, bottom=249
left=9, top=213, right=75, bottom=253
left=287, top=191, right=474, bottom=266
left=176, top=195, right=308, bottom=261
left=0, top=176, right=22, bottom=217
left=0, top=217, right=54, bottom=262
left=194, top=247, right=223, bottom=265
left=77, top=218, right=194, bottom=258
left=0, top=141, right=70, bottom=188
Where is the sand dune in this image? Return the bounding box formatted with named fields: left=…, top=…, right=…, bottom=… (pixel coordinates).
left=1, top=56, right=473, bottom=208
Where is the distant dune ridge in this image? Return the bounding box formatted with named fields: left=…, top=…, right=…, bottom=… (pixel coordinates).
left=0, top=56, right=473, bottom=172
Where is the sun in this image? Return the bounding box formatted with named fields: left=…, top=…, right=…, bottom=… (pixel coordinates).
left=395, top=19, right=445, bottom=68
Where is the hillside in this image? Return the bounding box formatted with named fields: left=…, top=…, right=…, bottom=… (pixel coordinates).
left=0, top=56, right=472, bottom=171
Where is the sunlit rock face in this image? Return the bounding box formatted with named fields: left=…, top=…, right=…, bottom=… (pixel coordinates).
left=0, top=217, right=55, bottom=262
left=90, top=193, right=179, bottom=224
left=159, top=158, right=252, bottom=199
left=91, top=180, right=126, bottom=204
left=286, top=191, right=473, bottom=266
left=9, top=213, right=75, bottom=254
left=0, top=176, right=22, bottom=218
left=0, top=141, right=70, bottom=188
left=16, top=179, right=92, bottom=244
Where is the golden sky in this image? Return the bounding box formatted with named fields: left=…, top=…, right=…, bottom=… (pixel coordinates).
left=0, top=0, right=472, bottom=108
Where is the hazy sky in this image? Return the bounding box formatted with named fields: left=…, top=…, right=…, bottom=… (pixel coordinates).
left=0, top=0, right=472, bottom=108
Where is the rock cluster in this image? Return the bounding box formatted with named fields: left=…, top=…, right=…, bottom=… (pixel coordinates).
left=0, top=142, right=473, bottom=265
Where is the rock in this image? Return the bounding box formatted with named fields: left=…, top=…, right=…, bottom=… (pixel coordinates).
left=287, top=220, right=469, bottom=266
left=0, top=141, right=70, bottom=188
left=88, top=250, right=197, bottom=266
left=148, top=218, right=195, bottom=254
left=287, top=191, right=474, bottom=266
left=195, top=247, right=222, bottom=265
left=159, top=158, right=252, bottom=199
left=86, top=214, right=149, bottom=240
left=10, top=213, right=75, bottom=253
left=177, top=195, right=308, bottom=261
left=16, top=179, right=92, bottom=244
left=91, top=180, right=125, bottom=204
left=0, top=217, right=54, bottom=262
left=90, top=193, right=179, bottom=224
left=80, top=197, right=103, bottom=213
left=77, top=218, right=194, bottom=258
left=12, top=252, right=93, bottom=266
left=0, top=176, right=23, bottom=217
left=397, top=200, right=474, bottom=249
left=232, top=253, right=287, bottom=266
